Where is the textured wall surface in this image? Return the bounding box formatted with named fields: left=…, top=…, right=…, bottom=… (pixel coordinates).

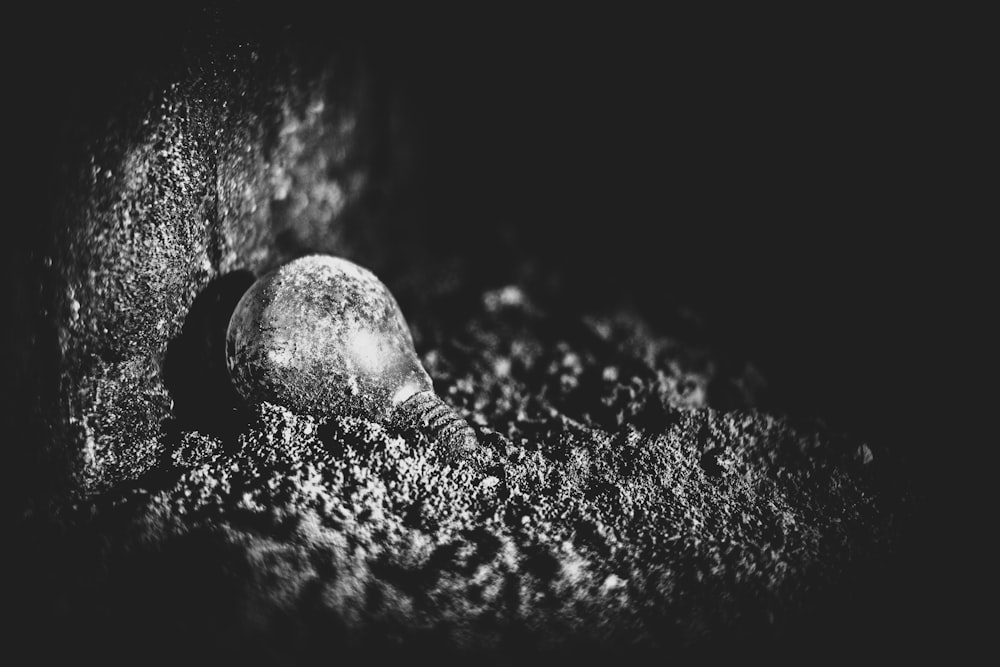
left=6, top=5, right=959, bottom=664
left=13, top=8, right=394, bottom=501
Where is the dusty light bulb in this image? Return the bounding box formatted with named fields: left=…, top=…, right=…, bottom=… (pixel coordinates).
left=226, top=254, right=477, bottom=460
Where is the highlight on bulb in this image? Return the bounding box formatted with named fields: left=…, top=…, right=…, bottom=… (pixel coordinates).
left=225, top=254, right=477, bottom=461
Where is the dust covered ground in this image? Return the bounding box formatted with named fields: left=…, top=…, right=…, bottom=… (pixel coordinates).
left=10, top=283, right=918, bottom=664
left=4, top=6, right=960, bottom=666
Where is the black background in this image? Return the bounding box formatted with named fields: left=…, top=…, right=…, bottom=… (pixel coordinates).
left=7, top=5, right=973, bottom=654
left=11, top=5, right=967, bottom=494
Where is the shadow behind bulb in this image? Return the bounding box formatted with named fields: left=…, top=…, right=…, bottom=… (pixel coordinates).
left=226, top=254, right=477, bottom=460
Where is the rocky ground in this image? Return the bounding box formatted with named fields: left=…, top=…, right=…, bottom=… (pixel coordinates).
left=9, top=283, right=920, bottom=664
left=4, top=6, right=963, bottom=666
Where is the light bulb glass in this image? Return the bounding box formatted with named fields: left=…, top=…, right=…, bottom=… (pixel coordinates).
left=226, top=254, right=476, bottom=458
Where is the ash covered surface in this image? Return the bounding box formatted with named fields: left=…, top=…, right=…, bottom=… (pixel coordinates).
left=5, top=5, right=958, bottom=666
left=11, top=289, right=914, bottom=664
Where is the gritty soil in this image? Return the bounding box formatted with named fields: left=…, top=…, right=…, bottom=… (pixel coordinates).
left=4, top=6, right=956, bottom=666
left=9, top=280, right=921, bottom=665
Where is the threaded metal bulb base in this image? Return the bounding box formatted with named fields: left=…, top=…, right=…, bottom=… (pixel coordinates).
left=392, top=390, right=477, bottom=461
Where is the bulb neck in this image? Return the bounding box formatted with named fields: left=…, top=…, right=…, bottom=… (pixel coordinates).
left=392, top=390, right=477, bottom=461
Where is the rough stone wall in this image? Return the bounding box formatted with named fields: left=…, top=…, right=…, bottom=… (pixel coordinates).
left=23, top=11, right=385, bottom=499
left=4, top=8, right=943, bottom=663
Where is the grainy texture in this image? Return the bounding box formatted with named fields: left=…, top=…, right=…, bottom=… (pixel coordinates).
left=7, top=6, right=942, bottom=666
left=10, top=289, right=914, bottom=664
left=25, top=14, right=380, bottom=497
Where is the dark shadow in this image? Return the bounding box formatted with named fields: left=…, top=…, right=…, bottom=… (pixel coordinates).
left=162, top=270, right=257, bottom=445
